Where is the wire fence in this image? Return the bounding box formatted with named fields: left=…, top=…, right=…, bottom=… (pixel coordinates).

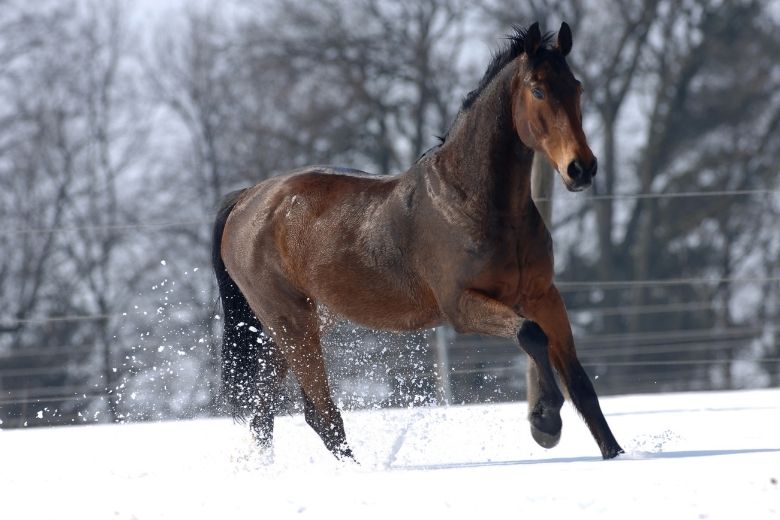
left=1, top=321, right=775, bottom=406
left=1, top=186, right=778, bottom=425
left=1, top=187, right=778, bottom=238
left=557, top=276, right=780, bottom=291
left=0, top=219, right=213, bottom=237
left=2, top=276, right=777, bottom=328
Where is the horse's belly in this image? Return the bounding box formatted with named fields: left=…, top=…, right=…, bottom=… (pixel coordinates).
left=332, top=300, right=441, bottom=331
left=311, top=270, right=441, bottom=332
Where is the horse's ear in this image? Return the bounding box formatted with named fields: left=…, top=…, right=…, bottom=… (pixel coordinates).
left=525, top=22, right=542, bottom=57
left=557, top=22, right=572, bottom=57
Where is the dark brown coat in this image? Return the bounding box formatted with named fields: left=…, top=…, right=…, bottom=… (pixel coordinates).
left=213, top=22, right=622, bottom=460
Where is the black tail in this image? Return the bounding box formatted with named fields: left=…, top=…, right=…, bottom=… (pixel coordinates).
left=212, top=189, right=265, bottom=420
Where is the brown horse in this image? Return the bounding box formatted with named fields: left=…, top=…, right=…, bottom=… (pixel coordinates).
left=212, top=22, right=623, bottom=461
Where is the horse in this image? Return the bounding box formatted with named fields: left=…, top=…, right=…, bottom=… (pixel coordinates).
left=211, top=22, right=623, bottom=461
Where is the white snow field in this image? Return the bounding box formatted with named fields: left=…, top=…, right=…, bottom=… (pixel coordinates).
left=2, top=389, right=779, bottom=519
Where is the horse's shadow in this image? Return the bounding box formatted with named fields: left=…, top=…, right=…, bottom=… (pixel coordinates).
left=389, top=448, right=780, bottom=471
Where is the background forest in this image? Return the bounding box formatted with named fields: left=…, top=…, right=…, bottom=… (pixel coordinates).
left=1, top=0, right=778, bottom=427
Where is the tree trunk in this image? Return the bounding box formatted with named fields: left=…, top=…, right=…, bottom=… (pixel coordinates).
left=594, top=114, right=616, bottom=280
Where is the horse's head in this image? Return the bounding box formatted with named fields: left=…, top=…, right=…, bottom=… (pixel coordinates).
left=511, top=22, right=596, bottom=192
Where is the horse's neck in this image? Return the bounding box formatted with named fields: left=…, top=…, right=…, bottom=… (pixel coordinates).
left=432, top=61, right=535, bottom=215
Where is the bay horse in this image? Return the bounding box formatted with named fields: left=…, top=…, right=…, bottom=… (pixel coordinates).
left=212, top=22, right=623, bottom=460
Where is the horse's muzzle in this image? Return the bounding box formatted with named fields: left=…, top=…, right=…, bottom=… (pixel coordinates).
left=565, top=158, right=597, bottom=191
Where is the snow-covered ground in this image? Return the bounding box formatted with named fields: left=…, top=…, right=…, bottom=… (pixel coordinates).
left=2, top=389, right=779, bottom=519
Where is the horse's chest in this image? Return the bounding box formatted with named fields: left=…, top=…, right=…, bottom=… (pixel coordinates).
left=471, top=248, right=522, bottom=298
left=470, top=232, right=554, bottom=306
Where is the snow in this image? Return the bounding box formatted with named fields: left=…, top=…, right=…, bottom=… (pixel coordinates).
left=2, top=389, right=779, bottom=519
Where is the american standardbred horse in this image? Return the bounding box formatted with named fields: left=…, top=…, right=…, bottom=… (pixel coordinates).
left=212, top=22, right=623, bottom=461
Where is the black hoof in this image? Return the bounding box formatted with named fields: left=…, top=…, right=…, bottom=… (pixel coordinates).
left=531, top=424, right=562, bottom=449
left=529, top=403, right=562, bottom=449
left=600, top=444, right=624, bottom=460
left=336, top=445, right=358, bottom=463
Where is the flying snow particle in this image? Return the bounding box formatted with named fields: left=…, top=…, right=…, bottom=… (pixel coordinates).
left=36, top=411, right=43, bottom=419
left=160, top=260, right=167, bottom=266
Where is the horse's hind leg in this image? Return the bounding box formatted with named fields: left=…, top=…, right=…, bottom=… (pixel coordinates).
left=250, top=404, right=274, bottom=450
left=290, top=335, right=354, bottom=460
left=266, top=310, right=354, bottom=461
left=250, top=351, right=288, bottom=450
left=302, top=389, right=353, bottom=460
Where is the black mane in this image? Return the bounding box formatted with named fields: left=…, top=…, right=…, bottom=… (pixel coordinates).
left=417, top=24, right=556, bottom=159
left=461, top=24, right=555, bottom=110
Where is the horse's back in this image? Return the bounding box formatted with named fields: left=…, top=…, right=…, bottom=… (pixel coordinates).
left=227, top=165, right=391, bottom=226
left=220, top=165, right=440, bottom=330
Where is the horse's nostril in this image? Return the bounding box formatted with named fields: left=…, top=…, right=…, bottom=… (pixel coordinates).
left=567, top=161, right=584, bottom=180
left=568, top=159, right=597, bottom=181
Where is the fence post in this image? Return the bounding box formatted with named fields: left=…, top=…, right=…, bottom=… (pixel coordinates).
left=434, top=326, right=451, bottom=405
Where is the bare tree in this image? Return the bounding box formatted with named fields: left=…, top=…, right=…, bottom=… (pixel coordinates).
left=236, top=0, right=471, bottom=173
left=479, top=0, right=780, bottom=391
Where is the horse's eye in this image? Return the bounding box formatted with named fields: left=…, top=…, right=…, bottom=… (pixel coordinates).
left=532, top=88, right=545, bottom=100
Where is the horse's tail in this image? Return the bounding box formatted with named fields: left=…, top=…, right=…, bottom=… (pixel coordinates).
left=212, top=189, right=264, bottom=420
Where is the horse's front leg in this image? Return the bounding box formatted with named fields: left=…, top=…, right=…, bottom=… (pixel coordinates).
left=446, top=290, right=564, bottom=448
left=523, top=284, right=624, bottom=459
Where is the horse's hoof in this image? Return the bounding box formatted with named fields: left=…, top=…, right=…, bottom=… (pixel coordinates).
left=531, top=424, right=562, bottom=449
left=529, top=403, right=562, bottom=449
left=331, top=443, right=358, bottom=463
left=339, top=450, right=359, bottom=464
left=343, top=452, right=360, bottom=464
left=600, top=444, right=624, bottom=460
